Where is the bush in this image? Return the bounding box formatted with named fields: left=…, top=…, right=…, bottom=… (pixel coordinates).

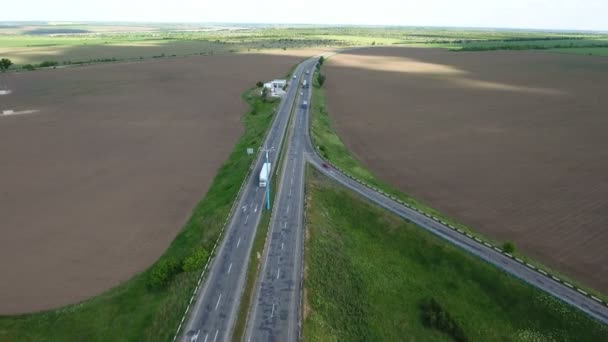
left=38, top=60, right=59, bottom=68
left=182, top=247, right=210, bottom=272
left=420, top=298, right=467, bottom=342
left=502, top=241, right=516, bottom=254
left=318, top=56, right=325, bottom=65
left=317, top=73, right=326, bottom=87
left=22, top=64, right=36, bottom=71
left=146, top=257, right=182, bottom=290
left=256, top=81, right=264, bottom=88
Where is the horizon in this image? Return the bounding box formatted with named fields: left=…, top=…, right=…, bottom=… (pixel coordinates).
left=1, top=0, right=606, bottom=32
left=1, top=21, right=607, bottom=34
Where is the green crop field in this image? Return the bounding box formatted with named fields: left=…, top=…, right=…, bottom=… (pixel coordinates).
left=303, top=167, right=608, bottom=341
left=2, top=23, right=607, bottom=69
left=0, top=89, right=278, bottom=342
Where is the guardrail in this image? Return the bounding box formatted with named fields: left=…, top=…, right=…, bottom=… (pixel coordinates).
left=304, top=61, right=608, bottom=315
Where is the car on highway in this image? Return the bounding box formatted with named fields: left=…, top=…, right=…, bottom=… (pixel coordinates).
left=293, top=74, right=297, bottom=79
left=322, top=163, right=329, bottom=169
left=306, top=70, right=310, bottom=74
left=302, top=100, right=308, bottom=108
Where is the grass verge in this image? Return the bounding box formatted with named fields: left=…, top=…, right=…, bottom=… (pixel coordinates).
left=310, top=63, right=608, bottom=304
left=303, top=166, right=608, bottom=341
left=0, top=88, right=280, bottom=342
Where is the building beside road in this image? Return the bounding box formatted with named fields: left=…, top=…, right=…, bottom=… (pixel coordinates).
left=263, top=79, right=287, bottom=97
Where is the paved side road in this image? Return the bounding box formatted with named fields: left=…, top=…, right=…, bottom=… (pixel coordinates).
left=299, top=62, right=608, bottom=326
left=178, top=59, right=313, bottom=342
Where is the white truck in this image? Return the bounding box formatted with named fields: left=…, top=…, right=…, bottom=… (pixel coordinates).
left=302, top=79, right=308, bottom=88
left=259, top=162, right=271, bottom=187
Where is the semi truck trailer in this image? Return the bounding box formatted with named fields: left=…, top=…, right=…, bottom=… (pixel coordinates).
left=259, top=162, right=271, bottom=187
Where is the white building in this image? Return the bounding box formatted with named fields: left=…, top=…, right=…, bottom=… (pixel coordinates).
left=263, top=79, right=287, bottom=97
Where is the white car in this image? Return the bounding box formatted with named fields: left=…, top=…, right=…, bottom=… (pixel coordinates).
left=293, top=75, right=297, bottom=79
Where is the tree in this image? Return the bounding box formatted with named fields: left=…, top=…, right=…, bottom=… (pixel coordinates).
left=261, top=86, right=268, bottom=102
left=318, top=56, right=325, bottom=65
left=317, top=73, right=326, bottom=87
left=502, top=241, right=516, bottom=254
left=371, top=41, right=376, bottom=46
left=0, top=58, right=12, bottom=72
left=256, top=81, right=264, bottom=88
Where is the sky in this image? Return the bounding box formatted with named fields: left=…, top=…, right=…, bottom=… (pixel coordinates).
left=2, top=0, right=607, bottom=31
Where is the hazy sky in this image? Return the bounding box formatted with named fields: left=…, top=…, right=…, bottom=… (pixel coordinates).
left=3, top=0, right=607, bottom=31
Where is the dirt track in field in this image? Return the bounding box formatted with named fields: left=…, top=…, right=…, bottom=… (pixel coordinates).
left=325, top=47, right=608, bottom=293
left=0, top=49, right=322, bottom=314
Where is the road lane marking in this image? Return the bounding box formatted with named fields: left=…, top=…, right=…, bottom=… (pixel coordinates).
left=215, top=294, right=222, bottom=310
left=213, top=330, right=219, bottom=342
left=286, top=204, right=290, bottom=214
left=271, top=303, right=275, bottom=318
left=204, top=333, right=209, bottom=342
left=289, top=188, right=292, bottom=196
left=244, top=214, right=249, bottom=225
left=577, top=289, right=588, bottom=296
left=228, top=263, right=232, bottom=274
left=564, top=282, right=574, bottom=288
left=552, top=276, right=561, bottom=282
left=539, top=270, right=548, bottom=275
left=277, top=268, right=281, bottom=279
left=281, top=242, right=284, bottom=250
left=254, top=205, right=258, bottom=213
left=591, top=296, right=602, bottom=303
left=237, top=237, right=241, bottom=248
left=515, top=258, right=524, bottom=263
left=526, top=263, right=536, bottom=270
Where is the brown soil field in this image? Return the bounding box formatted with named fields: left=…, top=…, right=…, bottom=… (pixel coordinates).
left=0, top=49, right=322, bottom=314
left=325, top=47, right=608, bottom=293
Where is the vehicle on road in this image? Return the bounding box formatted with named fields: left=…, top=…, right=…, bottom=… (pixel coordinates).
left=322, top=163, right=329, bottom=169
left=302, top=80, right=308, bottom=88
left=302, top=100, right=308, bottom=108
left=306, top=70, right=310, bottom=75
left=293, top=74, right=296, bottom=79
left=259, top=162, right=271, bottom=187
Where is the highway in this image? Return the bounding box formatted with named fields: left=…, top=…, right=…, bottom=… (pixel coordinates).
left=184, top=52, right=608, bottom=342
left=244, top=66, right=315, bottom=341
left=179, top=58, right=317, bottom=342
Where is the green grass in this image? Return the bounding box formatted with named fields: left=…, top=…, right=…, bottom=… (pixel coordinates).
left=0, top=88, right=279, bottom=342
left=448, top=38, right=608, bottom=52
left=310, top=63, right=608, bottom=304
left=303, top=167, right=608, bottom=341
left=550, top=47, right=608, bottom=56
left=3, top=26, right=607, bottom=68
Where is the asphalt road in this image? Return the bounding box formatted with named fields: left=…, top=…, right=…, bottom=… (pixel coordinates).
left=244, top=63, right=318, bottom=342
left=179, top=59, right=315, bottom=342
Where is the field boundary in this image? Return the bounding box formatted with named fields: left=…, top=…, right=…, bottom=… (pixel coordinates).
left=307, top=60, right=608, bottom=312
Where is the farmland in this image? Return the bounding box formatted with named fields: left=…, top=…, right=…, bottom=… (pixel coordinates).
left=2, top=23, right=607, bottom=69
left=303, top=167, right=608, bottom=341
left=321, top=46, right=608, bottom=294
left=0, top=49, right=320, bottom=316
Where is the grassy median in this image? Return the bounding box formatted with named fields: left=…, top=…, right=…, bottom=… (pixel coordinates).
left=303, top=167, right=608, bottom=341
left=0, top=89, right=278, bottom=342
